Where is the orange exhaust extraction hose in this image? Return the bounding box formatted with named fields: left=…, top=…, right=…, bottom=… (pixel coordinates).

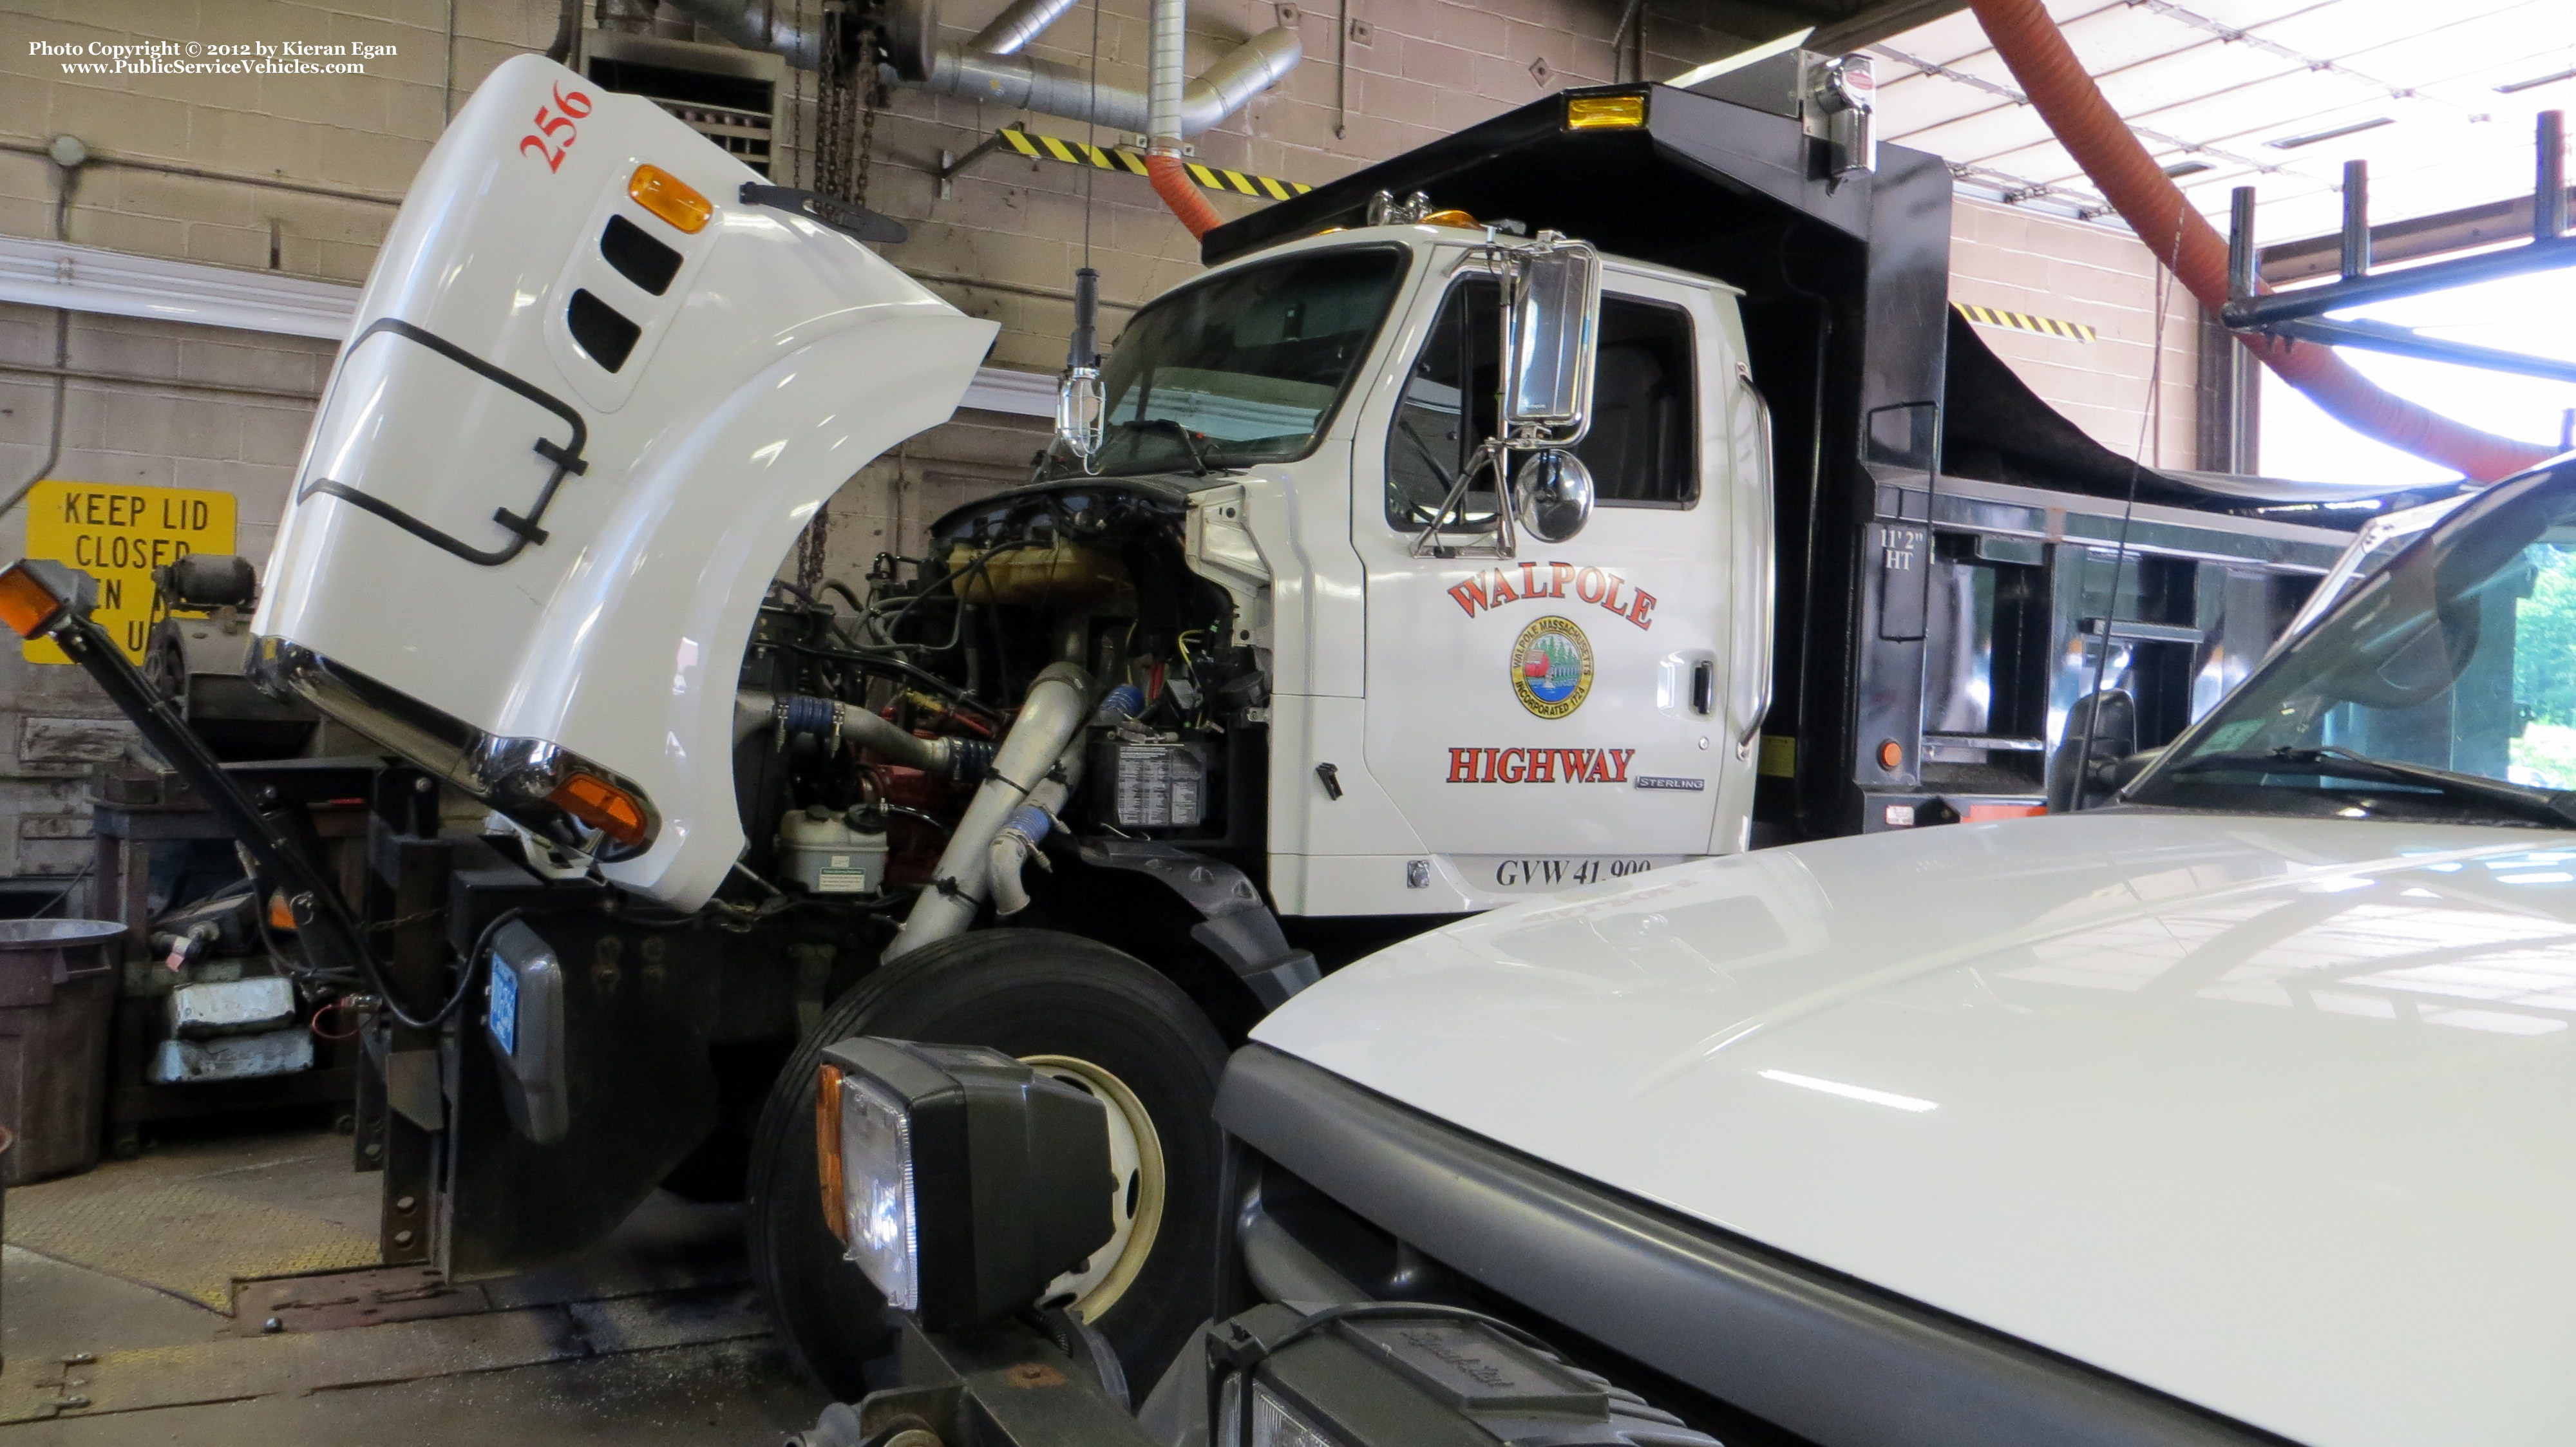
left=1149, top=150, right=1224, bottom=240
left=1968, top=0, right=2554, bottom=482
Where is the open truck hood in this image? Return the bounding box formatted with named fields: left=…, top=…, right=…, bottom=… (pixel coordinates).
left=252, top=55, right=996, bottom=909
left=1252, top=812, right=2576, bottom=1447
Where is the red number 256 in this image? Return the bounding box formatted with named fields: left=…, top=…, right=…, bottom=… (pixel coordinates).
left=519, top=84, right=593, bottom=172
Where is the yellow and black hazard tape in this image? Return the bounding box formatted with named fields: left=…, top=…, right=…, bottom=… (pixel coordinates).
left=1952, top=301, right=2096, bottom=343
left=995, top=127, right=1312, bottom=201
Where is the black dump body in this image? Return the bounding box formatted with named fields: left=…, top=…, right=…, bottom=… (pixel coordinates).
left=1206, top=83, right=2422, bottom=837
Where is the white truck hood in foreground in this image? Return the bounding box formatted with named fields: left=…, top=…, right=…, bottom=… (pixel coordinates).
left=1253, top=812, right=2576, bottom=1447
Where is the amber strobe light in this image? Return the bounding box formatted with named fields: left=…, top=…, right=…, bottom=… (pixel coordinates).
left=0, top=560, right=84, bottom=639
left=546, top=772, right=650, bottom=846
left=816, top=1064, right=847, bottom=1242
left=1566, top=93, right=1648, bottom=130
left=629, top=164, right=713, bottom=233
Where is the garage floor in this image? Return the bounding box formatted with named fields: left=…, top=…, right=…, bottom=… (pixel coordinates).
left=0, top=1117, right=825, bottom=1444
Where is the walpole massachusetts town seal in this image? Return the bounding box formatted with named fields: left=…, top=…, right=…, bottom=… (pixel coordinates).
left=1511, top=616, right=1593, bottom=719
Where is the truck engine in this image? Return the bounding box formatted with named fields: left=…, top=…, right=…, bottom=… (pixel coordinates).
left=734, top=479, right=1264, bottom=951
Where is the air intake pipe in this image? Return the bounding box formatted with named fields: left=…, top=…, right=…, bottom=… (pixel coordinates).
left=1967, top=0, right=2553, bottom=482
left=884, top=663, right=1092, bottom=960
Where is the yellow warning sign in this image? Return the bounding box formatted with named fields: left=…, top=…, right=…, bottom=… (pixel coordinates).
left=22, top=480, right=236, bottom=665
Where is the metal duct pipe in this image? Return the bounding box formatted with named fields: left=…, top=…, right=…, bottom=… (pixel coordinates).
left=884, top=662, right=1092, bottom=960
left=654, top=0, right=821, bottom=71
left=1146, top=0, right=1227, bottom=236
left=659, top=0, right=1300, bottom=142
left=972, top=0, right=1084, bottom=56
left=1968, top=0, right=2552, bottom=482
left=916, top=24, right=1299, bottom=138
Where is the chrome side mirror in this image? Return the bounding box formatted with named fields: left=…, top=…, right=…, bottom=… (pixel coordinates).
left=1504, top=238, right=1600, bottom=437
left=1513, top=449, right=1593, bottom=544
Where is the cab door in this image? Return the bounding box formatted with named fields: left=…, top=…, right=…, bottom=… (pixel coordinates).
left=1348, top=256, right=1741, bottom=906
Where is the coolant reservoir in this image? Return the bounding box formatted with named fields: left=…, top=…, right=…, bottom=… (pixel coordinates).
left=250, top=54, right=996, bottom=910
left=778, top=806, right=891, bottom=896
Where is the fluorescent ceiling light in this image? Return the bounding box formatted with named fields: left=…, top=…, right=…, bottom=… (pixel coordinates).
left=1758, top=1068, right=1938, bottom=1113
left=2267, top=117, right=2394, bottom=150
left=1669, top=27, right=1814, bottom=91
left=2162, top=160, right=2213, bottom=178
left=2496, top=68, right=2576, bottom=95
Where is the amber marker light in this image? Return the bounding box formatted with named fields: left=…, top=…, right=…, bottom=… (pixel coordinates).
left=0, top=563, right=68, bottom=639
left=629, top=164, right=714, bottom=233
left=1419, top=208, right=1482, bottom=229
left=0, top=559, right=94, bottom=640
left=547, top=771, right=651, bottom=846
left=815, top=1063, right=848, bottom=1242
left=1565, top=93, right=1648, bottom=131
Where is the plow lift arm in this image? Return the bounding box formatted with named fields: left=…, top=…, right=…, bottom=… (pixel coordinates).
left=0, top=560, right=468, bottom=1029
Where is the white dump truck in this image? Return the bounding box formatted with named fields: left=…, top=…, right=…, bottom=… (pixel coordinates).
left=6, top=50, right=2430, bottom=1395
left=786, top=451, right=2576, bottom=1447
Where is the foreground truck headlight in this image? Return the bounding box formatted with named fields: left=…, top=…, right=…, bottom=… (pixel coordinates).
left=815, top=1037, right=1117, bottom=1332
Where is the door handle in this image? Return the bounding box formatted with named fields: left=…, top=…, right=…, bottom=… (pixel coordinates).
left=1690, top=659, right=1715, bottom=715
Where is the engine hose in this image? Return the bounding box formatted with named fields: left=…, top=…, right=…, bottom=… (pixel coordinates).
left=986, top=683, right=1149, bottom=917
left=884, top=663, right=1095, bottom=958
left=1967, top=0, right=2554, bottom=482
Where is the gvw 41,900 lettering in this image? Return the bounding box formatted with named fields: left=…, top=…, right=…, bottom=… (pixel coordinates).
left=1495, top=858, right=1656, bottom=887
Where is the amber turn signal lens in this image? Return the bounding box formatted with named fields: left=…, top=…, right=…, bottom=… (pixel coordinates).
left=1877, top=739, right=1904, bottom=771
left=547, top=772, right=651, bottom=846
left=0, top=562, right=67, bottom=639
left=1418, top=208, right=1481, bottom=229
left=815, top=1064, right=847, bottom=1242
left=629, top=164, right=713, bottom=234
left=1566, top=93, right=1648, bottom=130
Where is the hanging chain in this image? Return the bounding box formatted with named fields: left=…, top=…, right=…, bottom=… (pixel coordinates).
left=813, top=3, right=884, bottom=206
left=851, top=23, right=884, bottom=207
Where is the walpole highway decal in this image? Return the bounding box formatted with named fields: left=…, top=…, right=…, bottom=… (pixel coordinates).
left=1446, top=747, right=1636, bottom=782
left=1511, top=616, right=1593, bottom=719
left=1448, top=561, right=1658, bottom=630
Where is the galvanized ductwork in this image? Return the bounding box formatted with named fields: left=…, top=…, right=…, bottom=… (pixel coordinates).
left=658, top=0, right=1299, bottom=140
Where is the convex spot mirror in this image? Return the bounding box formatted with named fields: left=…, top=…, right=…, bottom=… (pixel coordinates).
left=1513, top=449, right=1594, bottom=543
left=2047, top=687, right=2139, bottom=813
left=1504, top=239, right=1600, bottom=434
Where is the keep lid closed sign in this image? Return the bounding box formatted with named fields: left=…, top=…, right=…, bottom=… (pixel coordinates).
left=22, top=481, right=236, bottom=664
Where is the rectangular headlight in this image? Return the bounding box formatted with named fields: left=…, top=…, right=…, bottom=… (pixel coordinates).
left=837, top=1068, right=920, bottom=1312
left=817, top=1037, right=1115, bottom=1332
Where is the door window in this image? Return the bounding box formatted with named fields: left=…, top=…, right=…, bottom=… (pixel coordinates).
left=1383, top=281, right=1697, bottom=530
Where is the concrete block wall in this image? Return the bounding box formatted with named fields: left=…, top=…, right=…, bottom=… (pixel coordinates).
left=1947, top=196, right=2200, bottom=471
left=0, top=301, right=332, bottom=879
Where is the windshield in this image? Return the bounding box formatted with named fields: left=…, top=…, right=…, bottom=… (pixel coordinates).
left=1052, top=245, right=1410, bottom=478
left=2130, top=460, right=2576, bottom=826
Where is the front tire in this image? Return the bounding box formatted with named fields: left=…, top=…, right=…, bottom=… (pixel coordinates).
left=746, top=928, right=1229, bottom=1399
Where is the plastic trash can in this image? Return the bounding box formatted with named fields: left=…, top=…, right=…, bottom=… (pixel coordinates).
left=0, top=920, right=124, bottom=1185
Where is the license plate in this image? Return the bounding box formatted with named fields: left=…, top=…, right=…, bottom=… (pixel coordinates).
left=1457, top=856, right=1679, bottom=891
